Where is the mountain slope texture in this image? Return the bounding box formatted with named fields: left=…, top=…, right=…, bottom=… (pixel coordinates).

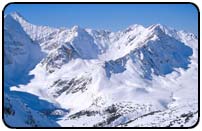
left=3, top=12, right=198, bottom=127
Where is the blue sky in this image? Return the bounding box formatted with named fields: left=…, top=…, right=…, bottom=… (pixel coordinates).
left=4, top=3, right=198, bottom=35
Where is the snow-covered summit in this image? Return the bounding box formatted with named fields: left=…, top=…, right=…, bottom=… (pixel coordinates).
left=8, top=12, right=60, bottom=44
left=4, top=12, right=198, bottom=127
left=9, top=12, right=28, bottom=22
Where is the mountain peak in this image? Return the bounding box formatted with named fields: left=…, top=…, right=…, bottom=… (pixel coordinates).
left=147, top=24, right=178, bottom=38
left=128, top=24, right=145, bottom=29
left=7, top=12, right=30, bottom=26
left=10, top=11, right=22, bottom=17
left=123, top=24, right=145, bottom=33
left=4, top=11, right=198, bottom=127
left=71, top=25, right=80, bottom=30
left=10, top=12, right=26, bottom=20
left=148, top=24, right=167, bottom=31
left=71, top=25, right=88, bottom=36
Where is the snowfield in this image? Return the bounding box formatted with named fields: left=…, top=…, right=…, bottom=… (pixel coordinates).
left=3, top=12, right=198, bottom=127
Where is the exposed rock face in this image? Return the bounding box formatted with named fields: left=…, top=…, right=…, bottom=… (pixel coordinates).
left=4, top=12, right=198, bottom=127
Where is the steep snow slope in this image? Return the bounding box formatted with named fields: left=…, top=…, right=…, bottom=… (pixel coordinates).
left=40, top=26, right=100, bottom=73
left=4, top=12, right=198, bottom=127
left=4, top=93, right=60, bottom=127
left=4, top=13, right=61, bottom=127
left=105, top=24, right=193, bottom=79
left=4, top=13, right=44, bottom=87
left=9, top=12, right=61, bottom=51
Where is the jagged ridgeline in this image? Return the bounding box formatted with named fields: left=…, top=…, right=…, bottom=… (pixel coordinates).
left=4, top=12, right=198, bottom=127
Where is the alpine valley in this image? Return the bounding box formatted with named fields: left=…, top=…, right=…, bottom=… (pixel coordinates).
left=3, top=12, right=198, bottom=127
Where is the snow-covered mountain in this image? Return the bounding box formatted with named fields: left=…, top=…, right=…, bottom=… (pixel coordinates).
left=4, top=13, right=59, bottom=127
left=4, top=12, right=198, bottom=127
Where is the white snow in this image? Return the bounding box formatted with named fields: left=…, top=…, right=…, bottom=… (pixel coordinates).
left=4, top=12, right=198, bottom=127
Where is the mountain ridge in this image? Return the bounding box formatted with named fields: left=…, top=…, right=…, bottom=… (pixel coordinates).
left=4, top=12, right=198, bottom=127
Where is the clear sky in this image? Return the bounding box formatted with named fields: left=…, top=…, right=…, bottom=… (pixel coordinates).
left=4, top=3, right=198, bottom=35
